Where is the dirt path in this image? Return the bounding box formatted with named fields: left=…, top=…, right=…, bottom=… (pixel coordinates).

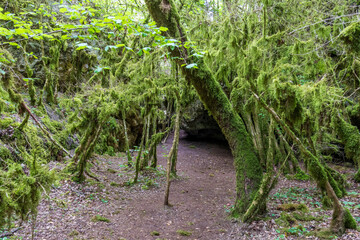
left=15, top=131, right=237, bottom=240
left=12, top=131, right=360, bottom=240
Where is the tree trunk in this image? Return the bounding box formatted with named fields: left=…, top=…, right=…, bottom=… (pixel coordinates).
left=170, top=102, right=180, bottom=174
left=134, top=117, right=147, bottom=183
left=253, top=92, right=356, bottom=233
left=164, top=99, right=180, bottom=206
left=145, top=0, right=263, bottom=217
left=122, top=116, right=132, bottom=166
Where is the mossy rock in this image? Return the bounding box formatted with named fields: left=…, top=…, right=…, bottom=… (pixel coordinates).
left=277, top=203, right=309, bottom=212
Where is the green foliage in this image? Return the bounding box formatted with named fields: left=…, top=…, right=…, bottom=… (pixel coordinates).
left=0, top=117, right=14, bottom=129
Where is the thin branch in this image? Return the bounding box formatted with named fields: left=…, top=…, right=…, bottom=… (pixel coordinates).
left=289, top=12, right=360, bottom=35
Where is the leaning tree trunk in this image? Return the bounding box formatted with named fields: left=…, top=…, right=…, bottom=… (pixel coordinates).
left=253, top=92, right=357, bottom=233
left=145, top=0, right=263, bottom=217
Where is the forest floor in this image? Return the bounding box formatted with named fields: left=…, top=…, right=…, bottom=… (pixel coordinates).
left=10, top=131, right=360, bottom=240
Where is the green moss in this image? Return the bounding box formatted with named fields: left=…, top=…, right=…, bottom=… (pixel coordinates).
left=150, top=231, right=160, bottom=236
left=110, top=182, right=120, bottom=187
left=0, top=145, right=11, bottom=159
left=344, top=208, right=357, bottom=229
left=340, top=22, right=360, bottom=52
left=28, top=79, right=36, bottom=105
left=321, top=196, right=333, bottom=209
left=333, top=115, right=360, bottom=166
left=277, top=203, right=309, bottom=212
left=91, top=215, right=110, bottom=223
left=107, top=168, right=117, bottom=174
left=68, top=230, right=79, bottom=237
left=0, top=117, right=14, bottom=129
left=354, top=170, right=360, bottom=182
left=176, top=230, right=192, bottom=236
left=275, top=212, right=297, bottom=227
left=294, top=170, right=310, bottom=181
left=314, top=229, right=338, bottom=239
left=41, top=117, right=63, bottom=133
left=292, top=212, right=323, bottom=221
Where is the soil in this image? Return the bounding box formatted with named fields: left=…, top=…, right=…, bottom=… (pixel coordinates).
left=9, top=131, right=360, bottom=240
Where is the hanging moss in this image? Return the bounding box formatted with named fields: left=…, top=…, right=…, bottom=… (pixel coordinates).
left=340, top=22, right=360, bottom=53
left=332, top=114, right=360, bottom=182
left=322, top=196, right=333, bottom=209
left=28, top=78, right=36, bottom=105
left=344, top=208, right=357, bottom=229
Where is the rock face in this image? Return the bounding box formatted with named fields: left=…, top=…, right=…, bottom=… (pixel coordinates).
left=181, top=99, right=225, bottom=141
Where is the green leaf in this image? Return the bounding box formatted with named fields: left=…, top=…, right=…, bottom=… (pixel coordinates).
left=185, top=63, right=198, bottom=69
left=59, top=8, right=68, bottom=13
left=0, top=13, right=11, bottom=20
left=76, top=46, right=87, bottom=50
left=94, top=66, right=103, bottom=73
left=33, top=36, right=43, bottom=40
left=8, top=42, right=20, bottom=48
left=61, top=35, right=71, bottom=40
left=137, top=49, right=143, bottom=56
left=115, top=44, right=125, bottom=48
left=42, top=34, right=54, bottom=39
left=0, top=69, right=5, bottom=75
left=159, top=27, right=168, bottom=32
left=76, top=42, right=90, bottom=51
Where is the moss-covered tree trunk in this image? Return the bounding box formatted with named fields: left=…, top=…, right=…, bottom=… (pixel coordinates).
left=140, top=114, right=151, bottom=170
left=134, top=117, right=147, bottom=183
left=122, top=115, right=132, bottom=166
left=145, top=0, right=263, bottom=218
left=170, top=100, right=180, bottom=175
left=253, top=92, right=357, bottom=233
left=164, top=98, right=180, bottom=206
